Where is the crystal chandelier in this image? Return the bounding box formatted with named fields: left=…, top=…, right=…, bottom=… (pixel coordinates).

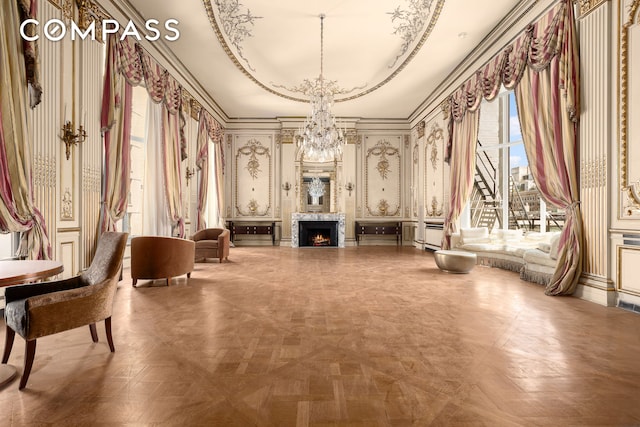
left=297, top=14, right=345, bottom=162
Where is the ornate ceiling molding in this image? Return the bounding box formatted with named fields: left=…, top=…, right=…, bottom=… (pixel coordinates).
left=202, top=0, right=446, bottom=104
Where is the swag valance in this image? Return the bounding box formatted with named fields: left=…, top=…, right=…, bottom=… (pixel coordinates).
left=447, top=0, right=577, bottom=125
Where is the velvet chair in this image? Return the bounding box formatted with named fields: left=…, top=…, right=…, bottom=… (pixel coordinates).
left=192, top=228, right=230, bottom=263
left=1, top=231, right=128, bottom=390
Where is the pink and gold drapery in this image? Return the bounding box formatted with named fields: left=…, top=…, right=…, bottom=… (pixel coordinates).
left=195, top=109, right=224, bottom=231
left=0, top=0, right=51, bottom=259
left=100, top=34, right=133, bottom=232
left=442, top=0, right=581, bottom=294
left=101, top=34, right=211, bottom=236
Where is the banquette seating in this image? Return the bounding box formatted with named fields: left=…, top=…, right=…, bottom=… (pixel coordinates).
left=450, top=227, right=561, bottom=285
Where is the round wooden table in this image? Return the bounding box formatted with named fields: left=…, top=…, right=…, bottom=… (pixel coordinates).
left=0, top=260, right=64, bottom=287
left=0, top=259, right=64, bottom=387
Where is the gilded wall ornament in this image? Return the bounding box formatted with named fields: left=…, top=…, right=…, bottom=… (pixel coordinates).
left=76, top=0, right=110, bottom=42
left=369, top=140, right=399, bottom=180
left=578, top=0, right=609, bottom=16
left=377, top=199, right=390, bottom=215
left=426, top=123, right=443, bottom=171
left=62, top=188, right=73, bottom=219
left=416, top=120, right=426, bottom=138
left=238, top=138, right=267, bottom=179
left=427, top=196, right=443, bottom=217
left=247, top=199, right=259, bottom=213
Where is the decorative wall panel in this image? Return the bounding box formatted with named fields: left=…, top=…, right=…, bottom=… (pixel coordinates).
left=78, top=27, right=104, bottom=268
left=30, top=0, right=64, bottom=256
left=412, top=132, right=419, bottom=218
left=424, top=119, right=446, bottom=218
left=234, top=136, right=273, bottom=217
left=620, top=0, right=640, bottom=217
left=579, top=2, right=610, bottom=278
left=618, top=245, right=640, bottom=295
left=364, top=136, right=401, bottom=217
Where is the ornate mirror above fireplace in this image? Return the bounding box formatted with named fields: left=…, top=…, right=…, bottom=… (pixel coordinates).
left=297, top=160, right=338, bottom=213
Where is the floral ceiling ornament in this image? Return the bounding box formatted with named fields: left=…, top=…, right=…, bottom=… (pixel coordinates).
left=388, top=0, right=436, bottom=68
left=204, top=1, right=445, bottom=103
left=211, top=0, right=262, bottom=71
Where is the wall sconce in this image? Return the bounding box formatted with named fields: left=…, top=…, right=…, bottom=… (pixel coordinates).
left=60, top=120, right=86, bottom=160
left=185, top=166, right=196, bottom=186
left=345, top=182, right=354, bottom=196
left=282, top=182, right=291, bottom=196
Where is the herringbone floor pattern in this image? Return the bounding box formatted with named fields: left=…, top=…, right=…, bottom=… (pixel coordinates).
left=1, top=246, right=639, bottom=426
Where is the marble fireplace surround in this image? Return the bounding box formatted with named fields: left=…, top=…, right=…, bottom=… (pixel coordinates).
left=291, top=213, right=346, bottom=248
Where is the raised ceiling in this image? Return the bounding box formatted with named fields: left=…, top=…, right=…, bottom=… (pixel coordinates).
left=120, top=0, right=521, bottom=120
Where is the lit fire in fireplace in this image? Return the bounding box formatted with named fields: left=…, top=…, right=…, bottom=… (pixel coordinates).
left=312, top=234, right=331, bottom=246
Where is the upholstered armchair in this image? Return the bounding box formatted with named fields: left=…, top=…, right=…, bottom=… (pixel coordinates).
left=2, top=232, right=128, bottom=390
left=192, top=228, right=230, bottom=263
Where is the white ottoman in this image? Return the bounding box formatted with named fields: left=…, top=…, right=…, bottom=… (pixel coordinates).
left=434, top=250, right=477, bottom=273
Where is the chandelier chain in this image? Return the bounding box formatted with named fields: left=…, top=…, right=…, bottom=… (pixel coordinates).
left=296, top=13, right=345, bottom=162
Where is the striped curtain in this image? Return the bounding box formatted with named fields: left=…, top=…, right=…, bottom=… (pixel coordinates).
left=514, top=0, right=581, bottom=295
left=195, top=113, right=209, bottom=231
left=0, top=0, right=51, bottom=259
left=100, top=35, right=132, bottom=232
left=441, top=81, right=480, bottom=249
left=195, top=109, right=225, bottom=230
left=162, top=103, right=185, bottom=237
left=442, top=0, right=581, bottom=295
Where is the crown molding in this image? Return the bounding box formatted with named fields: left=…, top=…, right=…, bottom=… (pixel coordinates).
left=408, top=0, right=557, bottom=126
left=98, top=0, right=230, bottom=125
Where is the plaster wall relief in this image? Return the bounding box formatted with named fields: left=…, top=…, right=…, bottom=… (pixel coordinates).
left=412, top=127, right=420, bottom=218
left=620, top=0, right=640, bottom=218
left=364, top=136, right=402, bottom=217
left=234, top=136, right=273, bottom=217
left=424, top=119, right=446, bottom=218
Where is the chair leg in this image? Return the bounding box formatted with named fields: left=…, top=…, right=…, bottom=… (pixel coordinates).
left=2, top=326, right=15, bottom=364
left=187, top=272, right=191, bottom=279
left=89, top=323, right=99, bottom=343
left=132, top=279, right=138, bottom=288
left=105, top=317, right=115, bottom=352
left=19, top=340, right=36, bottom=390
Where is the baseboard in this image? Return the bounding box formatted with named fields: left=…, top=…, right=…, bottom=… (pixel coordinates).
left=573, top=283, right=617, bottom=306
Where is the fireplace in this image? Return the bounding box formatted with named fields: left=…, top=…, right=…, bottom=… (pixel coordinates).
left=299, top=221, right=338, bottom=247
left=291, top=213, right=345, bottom=248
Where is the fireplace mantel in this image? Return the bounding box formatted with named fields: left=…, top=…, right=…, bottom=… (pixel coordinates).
left=291, top=213, right=345, bottom=248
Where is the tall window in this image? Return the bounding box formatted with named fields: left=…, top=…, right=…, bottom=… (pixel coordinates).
left=472, top=92, right=562, bottom=232
left=0, top=232, right=19, bottom=259
left=124, top=85, right=148, bottom=237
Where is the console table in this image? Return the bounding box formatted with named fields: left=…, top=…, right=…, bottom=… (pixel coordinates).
left=227, top=221, right=276, bottom=245
left=355, top=221, right=402, bottom=245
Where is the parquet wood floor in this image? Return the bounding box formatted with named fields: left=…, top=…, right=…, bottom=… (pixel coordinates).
left=1, top=246, right=640, bottom=426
